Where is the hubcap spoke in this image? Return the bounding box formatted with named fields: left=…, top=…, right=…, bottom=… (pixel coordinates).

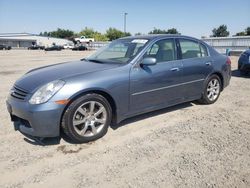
left=94, top=107, right=104, bottom=117
left=89, top=101, right=95, bottom=114
left=90, top=124, right=97, bottom=134
left=79, top=122, right=89, bottom=135
left=73, top=118, right=86, bottom=126
left=77, top=107, right=88, bottom=117
left=95, top=118, right=106, bottom=124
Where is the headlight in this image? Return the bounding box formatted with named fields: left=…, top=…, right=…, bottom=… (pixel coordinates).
left=29, top=80, right=65, bottom=104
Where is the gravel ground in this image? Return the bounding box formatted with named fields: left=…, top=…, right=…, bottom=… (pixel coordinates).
left=0, top=50, right=249, bottom=188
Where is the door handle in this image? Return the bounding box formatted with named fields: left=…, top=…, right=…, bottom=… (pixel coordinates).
left=170, top=67, right=180, bottom=72
left=206, top=62, right=212, bottom=66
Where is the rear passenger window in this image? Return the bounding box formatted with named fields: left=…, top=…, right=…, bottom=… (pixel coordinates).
left=180, top=39, right=208, bottom=59
left=145, top=39, right=176, bottom=63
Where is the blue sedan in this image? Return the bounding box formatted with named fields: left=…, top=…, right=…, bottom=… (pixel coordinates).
left=238, top=49, right=250, bottom=75
left=6, top=35, right=231, bottom=143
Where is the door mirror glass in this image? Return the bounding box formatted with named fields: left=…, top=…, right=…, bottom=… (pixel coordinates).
left=141, top=57, right=157, bottom=66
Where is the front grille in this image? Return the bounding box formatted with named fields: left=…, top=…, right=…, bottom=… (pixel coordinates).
left=11, top=85, right=28, bottom=100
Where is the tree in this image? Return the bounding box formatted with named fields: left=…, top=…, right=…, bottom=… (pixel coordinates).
left=246, top=27, right=250, bottom=35
left=135, top=32, right=142, bottom=36
left=149, top=28, right=168, bottom=34
left=235, top=31, right=246, bottom=36
left=93, top=32, right=109, bottom=41
left=212, top=25, right=230, bottom=37
left=39, top=28, right=74, bottom=39
left=166, top=28, right=179, bottom=34
left=105, top=27, right=124, bottom=41
left=78, top=27, right=96, bottom=38
left=148, top=27, right=180, bottom=34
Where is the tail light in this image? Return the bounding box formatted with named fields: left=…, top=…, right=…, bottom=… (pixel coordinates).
left=226, top=57, right=231, bottom=65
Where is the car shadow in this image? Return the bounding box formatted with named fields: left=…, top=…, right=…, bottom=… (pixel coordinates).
left=111, top=102, right=194, bottom=130
left=231, top=70, right=250, bottom=78
left=22, top=102, right=194, bottom=146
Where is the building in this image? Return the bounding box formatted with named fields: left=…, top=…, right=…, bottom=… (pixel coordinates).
left=0, top=33, right=72, bottom=48
left=202, top=36, right=250, bottom=54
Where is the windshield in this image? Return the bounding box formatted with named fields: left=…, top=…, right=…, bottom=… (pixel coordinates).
left=86, top=38, right=149, bottom=64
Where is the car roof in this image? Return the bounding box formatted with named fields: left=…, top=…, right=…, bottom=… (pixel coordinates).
left=121, top=34, right=199, bottom=41
left=243, top=49, right=250, bottom=54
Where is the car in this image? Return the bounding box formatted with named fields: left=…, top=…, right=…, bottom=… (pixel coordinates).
left=44, top=45, right=63, bottom=51
left=74, top=36, right=94, bottom=44
left=63, top=43, right=74, bottom=49
left=238, top=49, right=250, bottom=75
left=0, top=44, right=11, bottom=50
left=72, top=45, right=88, bottom=51
left=28, top=45, right=45, bottom=50
left=6, top=35, right=231, bottom=143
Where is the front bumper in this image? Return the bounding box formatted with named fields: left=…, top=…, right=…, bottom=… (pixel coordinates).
left=6, top=96, right=65, bottom=138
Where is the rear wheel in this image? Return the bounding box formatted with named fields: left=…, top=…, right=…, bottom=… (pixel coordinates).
left=198, top=75, right=221, bottom=104
left=62, top=94, right=112, bottom=143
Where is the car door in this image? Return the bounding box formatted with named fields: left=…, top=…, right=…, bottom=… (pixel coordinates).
left=178, top=39, right=213, bottom=100
left=129, top=38, right=183, bottom=114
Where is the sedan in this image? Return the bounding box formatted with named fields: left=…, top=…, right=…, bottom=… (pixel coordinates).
left=44, top=45, right=63, bottom=51
left=28, top=45, right=45, bottom=50
left=6, top=35, right=231, bottom=143
left=0, top=44, right=11, bottom=50
left=238, top=49, right=250, bottom=75
left=72, top=45, right=88, bottom=51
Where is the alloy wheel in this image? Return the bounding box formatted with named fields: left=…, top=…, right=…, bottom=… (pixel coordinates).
left=72, top=101, right=107, bottom=137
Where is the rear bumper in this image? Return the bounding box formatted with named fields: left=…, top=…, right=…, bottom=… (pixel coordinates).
left=6, top=96, right=65, bottom=138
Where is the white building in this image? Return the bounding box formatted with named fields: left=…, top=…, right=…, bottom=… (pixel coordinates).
left=202, top=36, right=250, bottom=54
left=0, top=33, right=72, bottom=48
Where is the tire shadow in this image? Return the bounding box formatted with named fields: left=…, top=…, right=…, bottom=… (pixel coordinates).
left=111, top=102, right=193, bottom=130
left=231, top=70, right=250, bottom=78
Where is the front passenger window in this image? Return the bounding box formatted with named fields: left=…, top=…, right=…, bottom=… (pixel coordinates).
left=145, top=39, right=176, bottom=63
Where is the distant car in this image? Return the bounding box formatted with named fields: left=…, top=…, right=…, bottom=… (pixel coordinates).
left=44, top=45, right=63, bottom=51
left=238, top=49, right=250, bottom=75
left=74, top=36, right=94, bottom=43
left=0, top=44, right=11, bottom=50
left=28, top=45, right=45, bottom=50
left=72, top=45, right=88, bottom=51
left=6, top=35, right=231, bottom=143
left=63, top=43, right=74, bottom=49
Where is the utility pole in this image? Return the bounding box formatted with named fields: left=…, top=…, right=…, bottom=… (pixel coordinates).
left=124, top=12, right=128, bottom=34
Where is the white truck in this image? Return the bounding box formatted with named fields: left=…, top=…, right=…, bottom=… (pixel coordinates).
left=74, top=36, right=95, bottom=43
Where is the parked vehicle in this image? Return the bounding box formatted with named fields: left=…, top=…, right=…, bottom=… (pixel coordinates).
left=63, top=43, right=74, bottom=49
left=238, top=49, right=250, bottom=75
left=28, top=45, right=45, bottom=50
left=6, top=35, right=231, bottom=143
left=74, top=36, right=94, bottom=43
left=0, top=44, right=11, bottom=50
left=72, top=45, right=88, bottom=51
left=44, top=45, right=63, bottom=51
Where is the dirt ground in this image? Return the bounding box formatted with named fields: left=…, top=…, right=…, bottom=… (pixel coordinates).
left=0, top=50, right=249, bottom=188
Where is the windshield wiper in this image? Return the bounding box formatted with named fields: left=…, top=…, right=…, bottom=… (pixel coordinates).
left=81, top=58, right=104, bottom=64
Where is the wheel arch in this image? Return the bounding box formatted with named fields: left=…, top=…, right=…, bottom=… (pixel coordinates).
left=61, top=89, right=117, bottom=126
left=207, top=72, right=224, bottom=91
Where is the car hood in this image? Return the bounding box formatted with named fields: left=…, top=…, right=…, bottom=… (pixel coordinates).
left=15, top=60, right=121, bottom=93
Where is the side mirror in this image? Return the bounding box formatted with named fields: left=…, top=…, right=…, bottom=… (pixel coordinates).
left=141, top=57, right=157, bottom=66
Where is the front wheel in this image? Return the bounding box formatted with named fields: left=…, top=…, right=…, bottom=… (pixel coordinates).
left=198, top=75, right=221, bottom=104
left=61, top=94, right=112, bottom=143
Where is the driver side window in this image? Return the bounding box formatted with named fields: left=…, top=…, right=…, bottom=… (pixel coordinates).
left=144, top=39, right=176, bottom=63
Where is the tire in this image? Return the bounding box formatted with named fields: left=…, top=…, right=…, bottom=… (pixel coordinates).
left=61, top=94, right=112, bottom=143
left=198, top=75, right=221, bottom=104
